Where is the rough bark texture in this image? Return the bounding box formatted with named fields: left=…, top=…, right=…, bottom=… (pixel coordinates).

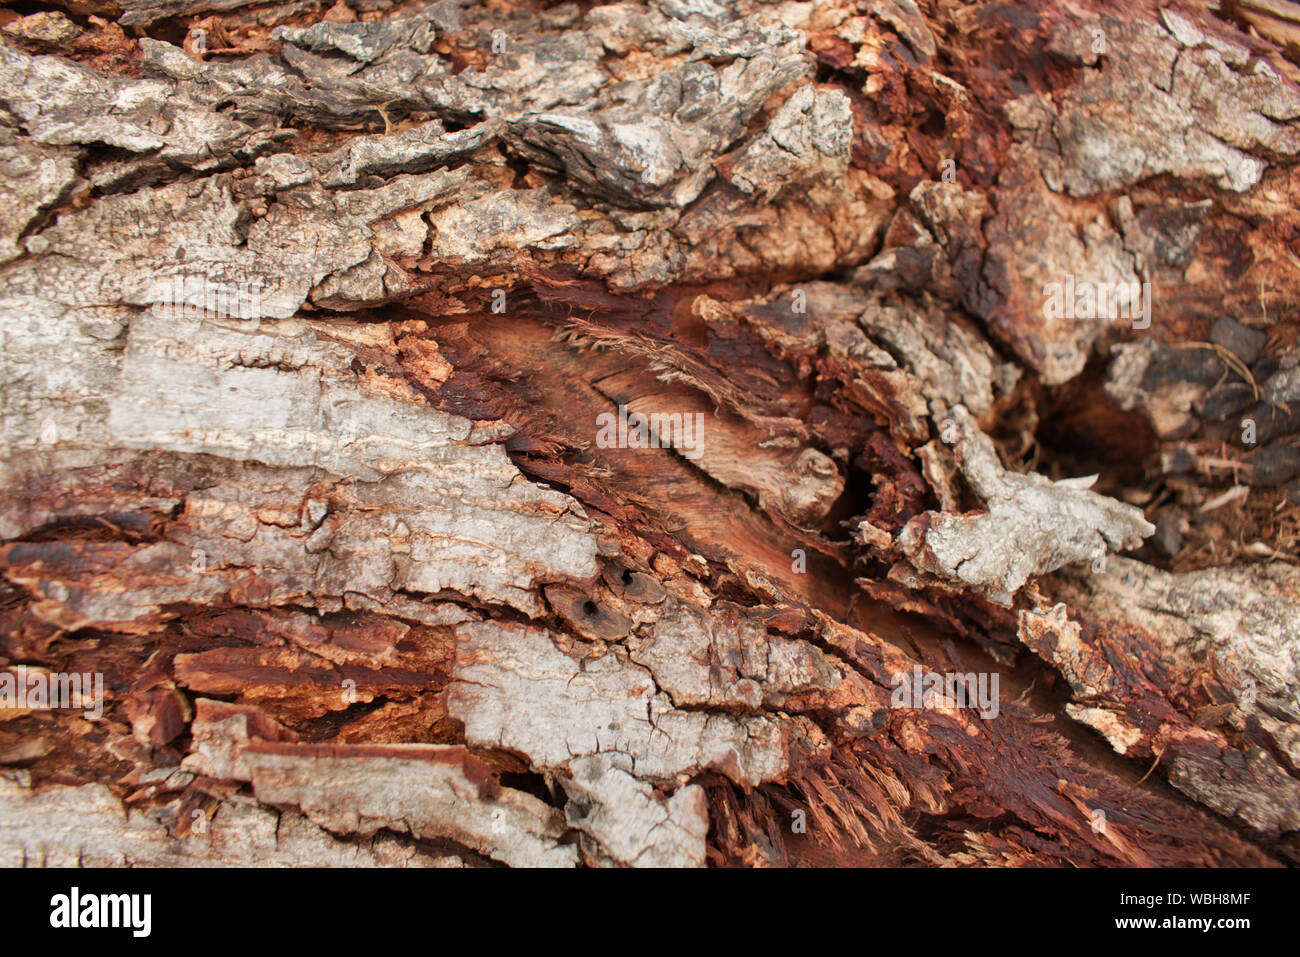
left=1, top=0, right=1298, bottom=868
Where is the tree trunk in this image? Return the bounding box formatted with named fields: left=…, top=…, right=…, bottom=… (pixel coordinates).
left=1, top=0, right=1298, bottom=868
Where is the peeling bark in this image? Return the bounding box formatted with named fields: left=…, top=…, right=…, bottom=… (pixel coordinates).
left=2, top=0, right=1298, bottom=868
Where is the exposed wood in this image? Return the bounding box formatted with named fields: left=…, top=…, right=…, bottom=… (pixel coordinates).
left=1, top=0, right=1298, bottom=868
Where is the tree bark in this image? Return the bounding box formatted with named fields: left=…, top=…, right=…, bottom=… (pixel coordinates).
left=1, top=0, right=1298, bottom=867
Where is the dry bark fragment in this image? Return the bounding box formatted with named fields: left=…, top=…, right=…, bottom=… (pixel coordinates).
left=1030, top=557, right=1300, bottom=836
left=0, top=770, right=472, bottom=867
left=241, top=743, right=578, bottom=868
left=896, top=406, right=1155, bottom=604
left=447, top=617, right=827, bottom=789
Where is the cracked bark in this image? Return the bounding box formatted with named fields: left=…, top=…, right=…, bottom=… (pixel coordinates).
left=2, top=0, right=1298, bottom=867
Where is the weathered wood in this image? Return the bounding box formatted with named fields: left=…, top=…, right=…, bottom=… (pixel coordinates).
left=1, top=0, right=1298, bottom=868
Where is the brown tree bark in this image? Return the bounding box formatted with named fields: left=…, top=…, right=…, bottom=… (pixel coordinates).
left=1, top=0, right=1298, bottom=867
